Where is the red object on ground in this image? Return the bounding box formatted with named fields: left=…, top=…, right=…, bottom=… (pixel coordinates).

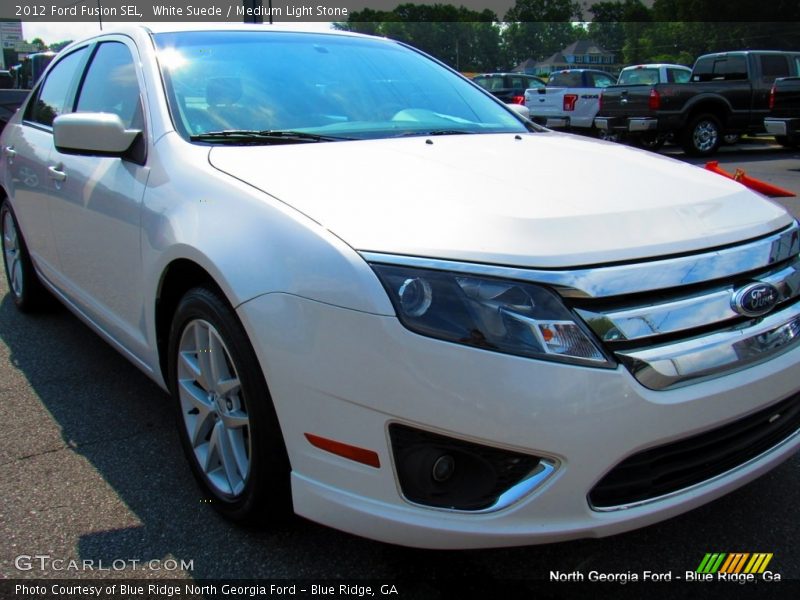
left=705, top=161, right=796, bottom=197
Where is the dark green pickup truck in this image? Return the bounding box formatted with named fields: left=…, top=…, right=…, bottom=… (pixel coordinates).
left=595, top=51, right=800, bottom=156
left=765, top=76, right=800, bottom=148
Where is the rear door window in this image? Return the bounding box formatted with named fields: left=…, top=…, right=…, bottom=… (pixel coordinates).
left=667, top=68, right=690, bottom=83
left=759, top=55, right=790, bottom=84
left=548, top=72, right=582, bottom=87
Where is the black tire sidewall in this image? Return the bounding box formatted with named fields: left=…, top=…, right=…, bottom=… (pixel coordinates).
left=167, top=287, right=291, bottom=523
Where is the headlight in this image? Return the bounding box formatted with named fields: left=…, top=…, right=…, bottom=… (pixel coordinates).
left=371, top=264, right=613, bottom=368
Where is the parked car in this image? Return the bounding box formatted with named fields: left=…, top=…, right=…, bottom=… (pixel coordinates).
left=764, top=76, right=800, bottom=148
left=596, top=50, right=800, bottom=156
left=2, top=26, right=800, bottom=550
left=472, top=72, right=545, bottom=105
left=524, top=68, right=615, bottom=131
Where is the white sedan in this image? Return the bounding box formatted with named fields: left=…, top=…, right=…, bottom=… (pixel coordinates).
left=2, top=25, right=799, bottom=549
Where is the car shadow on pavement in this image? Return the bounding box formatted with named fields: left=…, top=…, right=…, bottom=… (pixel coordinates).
left=1, top=289, right=799, bottom=585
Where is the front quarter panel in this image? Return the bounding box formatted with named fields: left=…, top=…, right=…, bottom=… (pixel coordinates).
left=141, top=132, right=395, bottom=354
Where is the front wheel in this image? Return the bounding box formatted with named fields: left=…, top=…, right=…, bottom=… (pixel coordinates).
left=168, top=287, right=291, bottom=524
left=681, top=113, right=722, bottom=156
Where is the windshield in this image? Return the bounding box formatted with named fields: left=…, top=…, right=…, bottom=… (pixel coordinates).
left=153, top=31, right=528, bottom=142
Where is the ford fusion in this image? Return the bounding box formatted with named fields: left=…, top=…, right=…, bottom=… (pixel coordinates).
left=1, top=26, right=799, bottom=549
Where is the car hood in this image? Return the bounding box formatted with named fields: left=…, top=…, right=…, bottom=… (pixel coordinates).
left=208, top=132, right=793, bottom=268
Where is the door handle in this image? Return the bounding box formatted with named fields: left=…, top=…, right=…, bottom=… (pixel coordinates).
left=47, top=164, right=67, bottom=182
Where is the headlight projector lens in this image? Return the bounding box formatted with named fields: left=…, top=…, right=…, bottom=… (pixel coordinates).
left=398, top=277, right=433, bottom=317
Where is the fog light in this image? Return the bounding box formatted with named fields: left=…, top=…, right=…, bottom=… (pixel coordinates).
left=432, top=454, right=456, bottom=482
left=389, top=424, right=544, bottom=511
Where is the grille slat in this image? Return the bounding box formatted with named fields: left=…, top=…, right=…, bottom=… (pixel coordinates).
left=590, top=392, right=800, bottom=509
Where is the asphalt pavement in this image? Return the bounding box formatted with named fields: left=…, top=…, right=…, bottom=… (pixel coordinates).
left=1, top=140, right=799, bottom=593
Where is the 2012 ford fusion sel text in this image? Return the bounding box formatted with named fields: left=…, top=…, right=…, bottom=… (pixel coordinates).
left=1, top=26, right=799, bottom=549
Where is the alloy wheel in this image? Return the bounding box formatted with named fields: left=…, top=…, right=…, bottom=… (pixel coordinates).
left=2, top=208, right=23, bottom=298
left=177, top=318, right=251, bottom=497
left=693, top=120, right=719, bottom=153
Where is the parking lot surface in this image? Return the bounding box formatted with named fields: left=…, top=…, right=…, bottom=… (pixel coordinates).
left=1, top=141, right=799, bottom=587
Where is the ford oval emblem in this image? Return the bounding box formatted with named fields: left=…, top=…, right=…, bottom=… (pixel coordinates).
left=731, top=282, right=780, bottom=317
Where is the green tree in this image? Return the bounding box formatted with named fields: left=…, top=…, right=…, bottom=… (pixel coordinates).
left=502, top=0, right=585, bottom=68
left=588, top=1, right=650, bottom=56
left=49, top=40, right=73, bottom=52
left=338, top=4, right=502, bottom=72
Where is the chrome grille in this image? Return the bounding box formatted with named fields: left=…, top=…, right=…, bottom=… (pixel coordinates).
left=568, top=224, right=800, bottom=389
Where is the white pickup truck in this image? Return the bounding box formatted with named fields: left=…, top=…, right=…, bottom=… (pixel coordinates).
left=525, top=68, right=615, bottom=130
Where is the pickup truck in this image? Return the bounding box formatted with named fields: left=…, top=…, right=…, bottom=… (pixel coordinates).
left=765, top=76, right=800, bottom=148
left=524, top=69, right=614, bottom=131
left=595, top=50, right=800, bottom=156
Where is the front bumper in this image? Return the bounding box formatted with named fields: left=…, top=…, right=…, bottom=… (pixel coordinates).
left=237, top=292, right=800, bottom=549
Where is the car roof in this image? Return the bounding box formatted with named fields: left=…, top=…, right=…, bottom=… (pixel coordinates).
left=552, top=69, right=611, bottom=74
left=57, top=23, right=371, bottom=53
left=621, top=64, right=691, bottom=70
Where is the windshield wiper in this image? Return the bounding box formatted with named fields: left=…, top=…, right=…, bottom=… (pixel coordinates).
left=189, top=130, right=352, bottom=144
left=396, top=129, right=477, bottom=138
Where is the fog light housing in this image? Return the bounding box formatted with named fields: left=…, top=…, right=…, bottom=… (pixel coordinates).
left=389, top=424, right=555, bottom=512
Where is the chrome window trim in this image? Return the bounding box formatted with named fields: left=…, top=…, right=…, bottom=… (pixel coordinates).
left=617, top=301, right=800, bottom=390
left=361, top=223, right=799, bottom=299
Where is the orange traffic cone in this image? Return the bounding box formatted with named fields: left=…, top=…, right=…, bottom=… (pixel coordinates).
left=733, top=169, right=796, bottom=198
left=705, top=162, right=795, bottom=197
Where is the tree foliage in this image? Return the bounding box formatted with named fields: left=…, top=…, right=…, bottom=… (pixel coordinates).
left=337, top=4, right=502, bottom=71
left=313, top=1, right=800, bottom=72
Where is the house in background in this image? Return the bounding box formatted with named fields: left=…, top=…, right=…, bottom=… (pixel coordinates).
left=514, top=40, right=619, bottom=77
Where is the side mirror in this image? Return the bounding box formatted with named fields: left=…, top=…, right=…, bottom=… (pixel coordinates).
left=53, top=113, right=141, bottom=157
left=508, top=103, right=530, bottom=120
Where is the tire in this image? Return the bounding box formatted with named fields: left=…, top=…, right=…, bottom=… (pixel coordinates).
left=722, top=133, right=741, bottom=145
left=596, top=129, right=621, bottom=143
left=775, top=135, right=799, bottom=149
left=1, top=199, right=48, bottom=311
left=630, top=132, right=666, bottom=151
left=167, top=287, right=291, bottom=524
left=681, top=113, right=722, bottom=157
